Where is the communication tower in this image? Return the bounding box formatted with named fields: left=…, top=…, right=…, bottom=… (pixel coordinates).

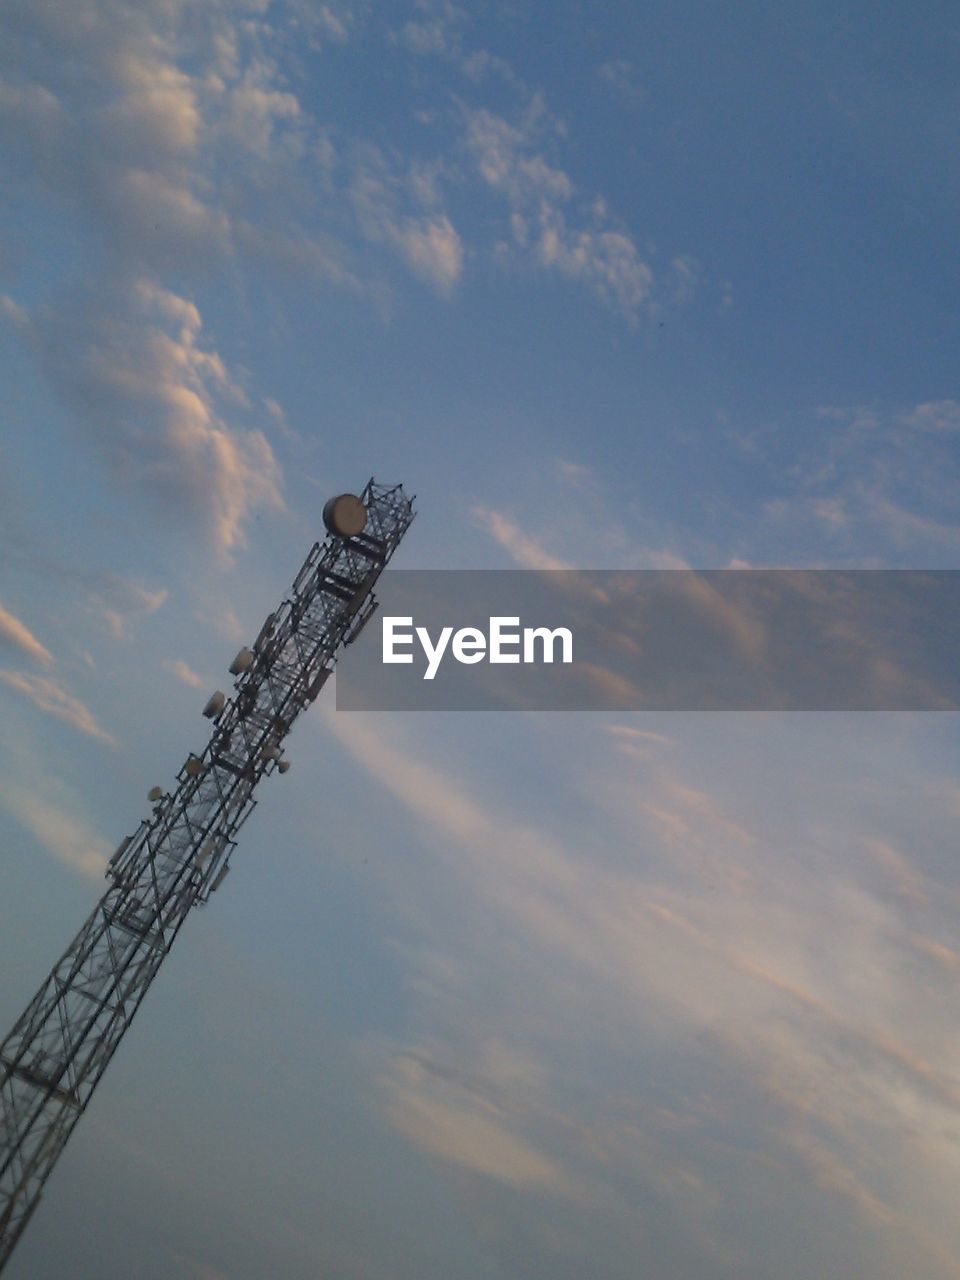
left=0, top=479, right=415, bottom=1271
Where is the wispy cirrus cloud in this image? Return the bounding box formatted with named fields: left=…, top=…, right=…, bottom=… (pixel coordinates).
left=0, top=670, right=116, bottom=744
left=596, top=58, right=644, bottom=102
left=93, top=580, right=168, bottom=640
left=0, top=768, right=110, bottom=879
left=0, top=599, right=53, bottom=666
left=0, top=592, right=121, bottom=748
left=163, top=658, right=205, bottom=689
left=381, top=1049, right=573, bottom=1195
left=324, top=706, right=960, bottom=1276
left=472, top=505, right=574, bottom=570
left=757, top=401, right=960, bottom=564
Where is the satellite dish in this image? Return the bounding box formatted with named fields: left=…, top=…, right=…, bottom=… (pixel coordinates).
left=203, top=691, right=226, bottom=719
left=147, top=786, right=163, bottom=803
left=322, top=493, right=367, bottom=538
left=229, top=647, right=254, bottom=675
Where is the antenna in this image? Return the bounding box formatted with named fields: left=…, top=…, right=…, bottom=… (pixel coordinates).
left=0, top=479, right=415, bottom=1271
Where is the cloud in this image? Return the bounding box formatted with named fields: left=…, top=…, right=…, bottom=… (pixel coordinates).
left=472, top=505, right=573, bottom=570
left=596, top=58, right=643, bottom=102
left=196, top=599, right=247, bottom=644
left=99, top=51, right=201, bottom=156
left=0, top=599, right=53, bottom=666
left=349, top=146, right=464, bottom=293
left=606, top=724, right=673, bottom=745
left=556, top=458, right=592, bottom=486
left=655, top=569, right=767, bottom=664
left=0, top=0, right=366, bottom=302
left=0, top=77, right=63, bottom=172
left=904, top=400, right=960, bottom=433
left=8, top=278, right=283, bottom=555
left=465, top=105, right=573, bottom=204
left=393, top=3, right=518, bottom=85
left=574, top=661, right=646, bottom=708
left=324, top=708, right=960, bottom=1271
left=392, top=214, right=463, bottom=294
left=399, top=17, right=456, bottom=57
left=95, top=579, right=169, bottom=639
left=463, top=102, right=655, bottom=321
left=216, top=72, right=302, bottom=160
left=670, top=253, right=702, bottom=304
left=862, top=835, right=927, bottom=905
left=163, top=658, right=205, bottom=688
left=315, top=6, right=349, bottom=44
left=868, top=496, right=960, bottom=550
left=382, top=1051, right=571, bottom=1193
left=0, top=17, right=231, bottom=268
left=0, top=771, right=110, bottom=879
left=535, top=207, right=653, bottom=319
left=0, top=670, right=116, bottom=744
left=759, top=402, right=960, bottom=564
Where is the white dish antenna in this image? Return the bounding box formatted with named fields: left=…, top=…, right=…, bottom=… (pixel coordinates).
left=322, top=493, right=367, bottom=538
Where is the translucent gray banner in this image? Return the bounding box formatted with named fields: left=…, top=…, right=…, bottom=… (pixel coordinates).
left=335, top=570, right=960, bottom=711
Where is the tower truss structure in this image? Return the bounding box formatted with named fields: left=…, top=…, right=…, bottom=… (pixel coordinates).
left=0, top=479, right=415, bottom=1271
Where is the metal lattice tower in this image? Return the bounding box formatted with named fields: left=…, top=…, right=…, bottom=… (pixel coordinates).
left=0, top=479, right=415, bottom=1271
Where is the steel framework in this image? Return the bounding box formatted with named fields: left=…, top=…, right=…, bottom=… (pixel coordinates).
left=0, top=479, right=415, bottom=1271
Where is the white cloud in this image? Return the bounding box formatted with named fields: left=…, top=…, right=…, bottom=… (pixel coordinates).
left=904, top=400, right=960, bottom=433
left=0, top=772, right=110, bottom=879
left=0, top=600, right=53, bottom=666
left=163, top=658, right=205, bottom=688
left=0, top=670, right=116, bottom=744
left=316, top=6, right=349, bottom=44
left=196, top=599, right=247, bottom=644
left=350, top=147, right=464, bottom=293
left=99, top=52, right=201, bottom=156
left=393, top=214, right=463, bottom=294
left=869, top=496, right=960, bottom=550
left=324, top=707, right=960, bottom=1271
left=536, top=207, right=653, bottom=318
left=10, top=278, right=283, bottom=556
left=465, top=105, right=573, bottom=204
left=393, top=2, right=519, bottom=87
left=0, top=77, right=63, bottom=162
left=399, top=19, right=453, bottom=57
left=471, top=497, right=692, bottom=580
left=0, top=0, right=361, bottom=293
left=596, top=58, right=643, bottom=102
left=217, top=72, right=302, bottom=159
left=472, top=505, right=572, bottom=570
left=382, top=1051, right=571, bottom=1193
left=761, top=402, right=960, bottom=564
left=111, top=168, right=232, bottom=256
left=95, top=580, right=169, bottom=639
left=463, top=102, right=655, bottom=321
left=670, top=253, right=702, bottom=304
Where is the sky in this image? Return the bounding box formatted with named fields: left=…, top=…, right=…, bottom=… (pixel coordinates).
left=2, top=1, right=960, bottom=1276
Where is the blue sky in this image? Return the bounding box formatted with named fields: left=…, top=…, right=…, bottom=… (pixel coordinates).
left=2, top=2, right=960, bottom=1276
